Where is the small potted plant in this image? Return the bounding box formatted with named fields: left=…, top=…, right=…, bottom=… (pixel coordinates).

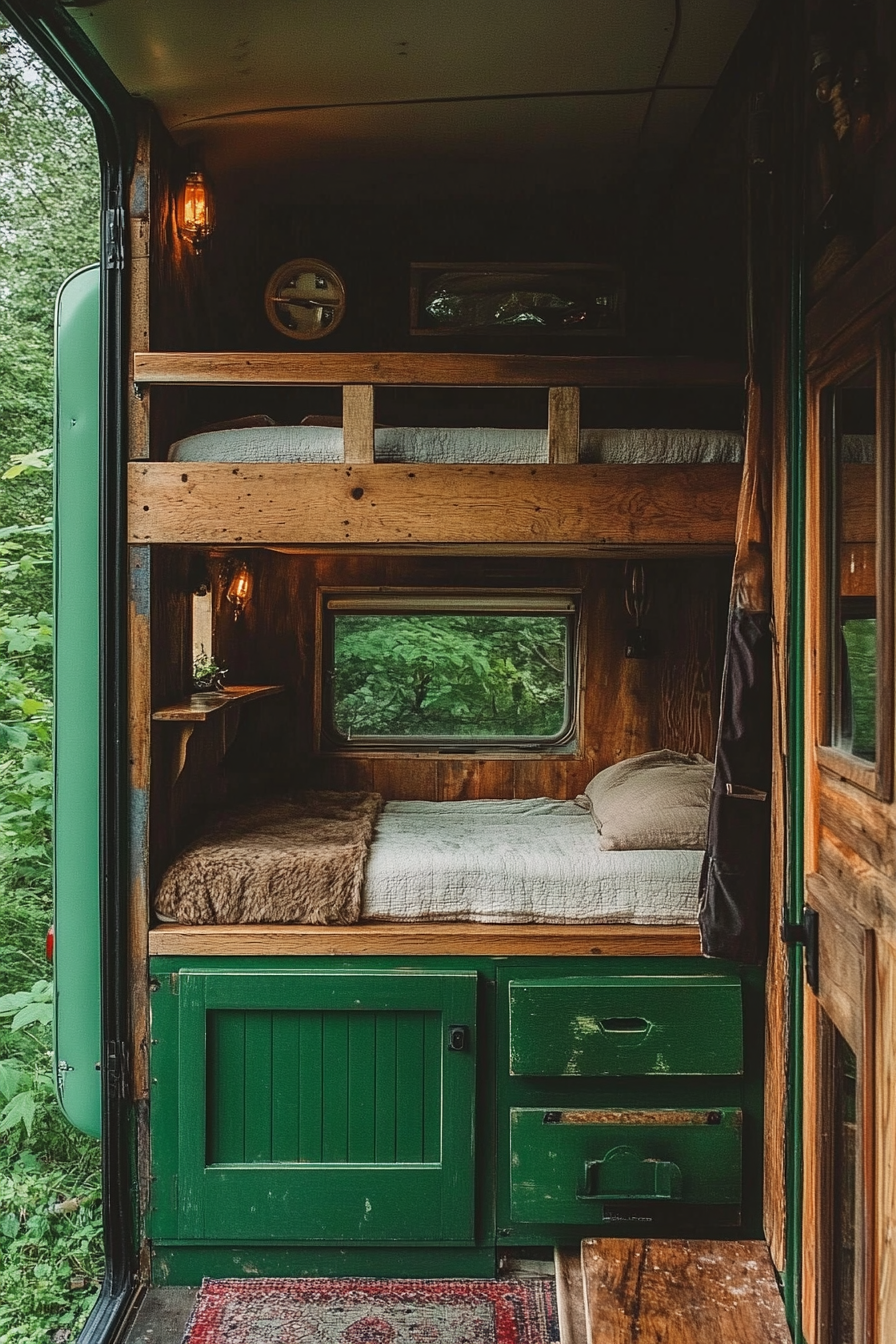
left=193, top=648, right=227, bottom=693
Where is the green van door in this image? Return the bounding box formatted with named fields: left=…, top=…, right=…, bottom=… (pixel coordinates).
left=53, top=263, right=102, bottom=1138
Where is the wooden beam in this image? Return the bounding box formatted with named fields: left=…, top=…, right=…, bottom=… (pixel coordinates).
left=547, top=386, right=580, bottom=463
left=342, top=384, right=375, bottom=463
left=147, top=921, right=702, bottom=958
left=133, top=351, right=744, bottom=388
left=128, top=462, right=741, bottom=548
left=580, top=1239, right=791, bottom=1344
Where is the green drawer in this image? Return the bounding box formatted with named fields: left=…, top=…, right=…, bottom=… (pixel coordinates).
left=508, top=975, right=742, bottom=1076
left=509, top=1106, right=742, bottom=1223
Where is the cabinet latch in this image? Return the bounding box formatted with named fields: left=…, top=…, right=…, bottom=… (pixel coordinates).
left=781, top=904, right=819, bottom=994
left=447, top=1025, right=468, bottom=1052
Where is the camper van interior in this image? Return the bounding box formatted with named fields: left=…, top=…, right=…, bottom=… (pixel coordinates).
left=10, top=0, right=896, bottom=1339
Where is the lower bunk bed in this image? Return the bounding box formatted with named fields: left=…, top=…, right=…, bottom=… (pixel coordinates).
left=143, top=751, right=760, bottom=1281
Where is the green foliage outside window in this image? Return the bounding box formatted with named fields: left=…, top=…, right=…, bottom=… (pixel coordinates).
left=332, top=614, right=571, bottom=741
left=841, top=617, right=876, bottom=762
left=0, top=24, right=103, bottom=1341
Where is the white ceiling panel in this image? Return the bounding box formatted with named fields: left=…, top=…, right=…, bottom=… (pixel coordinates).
left=70, top=0, right=758, bottom=191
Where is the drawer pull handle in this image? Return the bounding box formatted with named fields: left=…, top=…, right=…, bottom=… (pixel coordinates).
left=599, top=1016, right=652, bottom=1036
left=576, top=1145, right=683, bottom=1201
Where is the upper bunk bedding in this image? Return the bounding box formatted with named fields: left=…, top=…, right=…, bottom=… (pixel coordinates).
left=169, top=424, right=744, bottom=466
left=154, top=793, right=703, bottom=928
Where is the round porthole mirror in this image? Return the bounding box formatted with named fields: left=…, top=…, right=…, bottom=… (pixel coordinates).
left=264, top=258, right=346, bottom=340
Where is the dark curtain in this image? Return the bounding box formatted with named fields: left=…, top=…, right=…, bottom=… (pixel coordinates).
left=698, top=378, right=773, bottom=963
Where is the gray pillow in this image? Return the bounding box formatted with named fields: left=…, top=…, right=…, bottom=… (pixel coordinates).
left=576, top=749, right=713, bottom=851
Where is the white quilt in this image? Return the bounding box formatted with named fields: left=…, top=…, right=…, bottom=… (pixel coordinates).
left=361, top=798, right=701, bottom=924
left=170, top=424, right=743, bottom=466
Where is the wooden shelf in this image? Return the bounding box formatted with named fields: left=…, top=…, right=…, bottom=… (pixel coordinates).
left=147, top=921, right=702, bottom=958
left=152, top=685, right=284, bottom=723
left=133, top=351, right=744, bottom=388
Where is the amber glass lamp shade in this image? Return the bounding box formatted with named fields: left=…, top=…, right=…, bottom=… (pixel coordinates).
left=225, top=561, right=252, bottom=620
left=178, top=171, right=214, bottom=249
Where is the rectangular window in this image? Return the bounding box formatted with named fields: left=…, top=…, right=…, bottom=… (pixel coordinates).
left=829, top=360, right=878, bottom=764
left=322, top=593, right=577, bottom=749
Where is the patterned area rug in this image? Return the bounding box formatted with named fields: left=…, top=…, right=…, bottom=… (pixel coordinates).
left=181, top=1277, right=558, bottom=1344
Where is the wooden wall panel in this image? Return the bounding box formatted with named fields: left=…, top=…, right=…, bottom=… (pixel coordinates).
left=153, top=552, right=731, bottom=867
left=801, top=994, right=821, bottom=1344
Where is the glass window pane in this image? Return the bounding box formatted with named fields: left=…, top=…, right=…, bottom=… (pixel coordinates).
left=831, top=362, right=877, bottom=761
left=330, top=613, right=572, bottom=743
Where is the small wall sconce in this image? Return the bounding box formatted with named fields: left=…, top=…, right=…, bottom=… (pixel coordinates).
left=178, top=170, right=215, bottom=250
left=226, top=559, right=253, bottom=621
left=624, top=561, right=652, bottom=658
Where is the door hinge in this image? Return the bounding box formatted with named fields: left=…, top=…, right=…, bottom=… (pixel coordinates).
left=104, top=206, right=125, bottom=270
left=781, top=904, right=819, bottom=994
left=104, top=1039, right=130, bottom=1100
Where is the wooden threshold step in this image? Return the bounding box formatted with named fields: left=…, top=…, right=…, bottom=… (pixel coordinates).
left=581, top=1238, right=790, bottom=1344
left=554, top=1247, right=587, bottom=1344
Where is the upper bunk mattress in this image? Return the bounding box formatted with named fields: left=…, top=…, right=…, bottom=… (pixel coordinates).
left=362, top=798, right=702, bottom=924
left=169, top=424, right=744, bottom=466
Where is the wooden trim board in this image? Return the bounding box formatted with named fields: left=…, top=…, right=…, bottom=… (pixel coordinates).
left=147, top=922, right=702, bottom=957
left=128, top=462, right=741, bottom=547
left=133, top=351, right=744, bottom=388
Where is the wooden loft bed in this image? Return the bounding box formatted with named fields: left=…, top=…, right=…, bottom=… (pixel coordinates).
left=130, top=350, right=746, bottom=549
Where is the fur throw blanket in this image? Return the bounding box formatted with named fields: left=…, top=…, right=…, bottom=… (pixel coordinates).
left=154, top=791, right=382, bottom=925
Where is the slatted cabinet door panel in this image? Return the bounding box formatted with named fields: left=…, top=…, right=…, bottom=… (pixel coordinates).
left=157, top=970, right=478, bottom=1243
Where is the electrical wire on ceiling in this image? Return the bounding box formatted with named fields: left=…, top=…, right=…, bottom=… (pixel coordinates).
left=636, top=0, right=683, bottom=154
left=182, top=72, right=712, bottom=128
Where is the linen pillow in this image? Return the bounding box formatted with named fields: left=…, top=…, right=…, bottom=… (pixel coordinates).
left=576, top=749, right=713, bottom=851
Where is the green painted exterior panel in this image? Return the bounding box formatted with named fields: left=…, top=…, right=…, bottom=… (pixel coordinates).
left=509, top=1105, right=742, bottom=1223
left=508, top=974, right=743, bottom=1076
left=151, top=970, right=479, bottom=1244
left=52, top=264, right=102, bottom=1139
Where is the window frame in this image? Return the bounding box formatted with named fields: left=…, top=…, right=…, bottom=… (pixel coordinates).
left=315, top=587, right=582, bottom=755
left=812, top=321, right=894, bottom=802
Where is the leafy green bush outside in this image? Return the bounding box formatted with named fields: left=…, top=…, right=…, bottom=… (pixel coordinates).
left=0, top=25, right=103, bottom=1342
left=333, top=614, right=569, bottom=739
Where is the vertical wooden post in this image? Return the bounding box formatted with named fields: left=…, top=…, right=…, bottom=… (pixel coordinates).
left=547, top=386, right=580, bottom=463
left=343, top=384, right=375, bottom=463
left=129, top=114, right=151, bottom=460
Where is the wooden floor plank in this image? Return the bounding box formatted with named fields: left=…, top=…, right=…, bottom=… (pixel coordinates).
left=581, top=1239, right=790, bottom=1344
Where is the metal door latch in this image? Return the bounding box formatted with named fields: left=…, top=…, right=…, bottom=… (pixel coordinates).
left=781, top=904, right=819, bottom=994
left=448, top=1025, right=468, bottom=1052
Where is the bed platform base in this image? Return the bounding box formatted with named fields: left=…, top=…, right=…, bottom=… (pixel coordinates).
left=146, top=921, right=702, bottom=957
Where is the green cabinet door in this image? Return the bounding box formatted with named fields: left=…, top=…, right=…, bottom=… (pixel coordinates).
left=151, top=970, right=478, bottom=1244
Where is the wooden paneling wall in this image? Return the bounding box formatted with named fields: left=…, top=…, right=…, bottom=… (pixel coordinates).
left=203, top=550, right=730, bottom=806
